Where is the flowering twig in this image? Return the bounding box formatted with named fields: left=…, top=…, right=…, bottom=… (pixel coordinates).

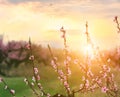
left=0, top=77, right=16, bottom=97
left=85, top=22, right=119, bottom=97
left=48, top=27, right=72, bottom=96
left=60, top=26, right=71, bottom=93
left=25, top=37, right=50, bottom=97
left=73, top=22, right=94, bottom=94
left=72, top=21, right=119, bottom=97
left=48, top=44, right=71, bottom=96
left=24, top=77, right=40, bottom=97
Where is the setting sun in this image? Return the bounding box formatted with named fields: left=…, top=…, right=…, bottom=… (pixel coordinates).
left=83, top=44, right=95, bottom=59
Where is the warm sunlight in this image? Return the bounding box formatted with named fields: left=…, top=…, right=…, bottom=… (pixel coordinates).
left=0, top=1, right=120, bottom=97
left=83, top=44, right=95, bottom=59
left=0, top=0, right=120, bottom=50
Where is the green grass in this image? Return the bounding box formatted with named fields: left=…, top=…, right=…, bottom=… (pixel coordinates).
left=0, top=66, right=120, bottom=97
left=0, top=77, right=34, bottom=97
left=0, top=77, right=113, bottom=97
left=0, top=77, right=99, bottom=97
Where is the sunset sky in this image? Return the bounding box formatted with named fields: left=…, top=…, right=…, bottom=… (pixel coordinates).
left=0, top=0, right=120, bottom=51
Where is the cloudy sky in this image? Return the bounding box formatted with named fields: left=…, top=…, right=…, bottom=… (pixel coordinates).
left=0, top=0, right=120, bottom=51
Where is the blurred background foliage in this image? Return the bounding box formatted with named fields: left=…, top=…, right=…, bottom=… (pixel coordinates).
left=0, top=36, right=120, bottom=77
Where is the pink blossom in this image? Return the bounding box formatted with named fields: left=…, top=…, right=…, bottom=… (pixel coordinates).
left=64, top=81, right=68, bottom=87
left=64, top=81, right=70, bottom=92
left=51, top=60, right=57, bottom=70
left=53, top=57, right=58, bottom=61
left=60, top=27, right=66, bottom=39
left=4, top=85, right=8, bottom=90
left=79, top=84, right=83, bottom=89
left=63, top=76, right=67, bottom=80
left=111, top=73, right=114, bottom=78
left=67, top=56, right=71, bottom=61
left=25, top=43, right=31, bottom=50
left=64, top=60, right=68, bottom=65
left=90, top=84, right=96, bottom=92
left=36, top=75, right=40, bottom=81
left=87, top=69, right=93, bottom=77
left=113, top=84, right=118, bottom=91
left=32, top=76, right=35, bottom=82
left=85, top=80, right=89, bottom=88
left=103, top=65, right=111, bottom=72
left=99, top=71, right=102, bottom=74
left=51, top=60, right=54, bottom=65
left=47, top=93, right=51, bottom=97
left=103, top=73, right=107, bottom=78
left=34, top=67, right=39, bottom=74
left=37, top=83, right=41, bottom=86
left=107, top=67, right=111, bottom=72
left=10, top=89, right=15, bottom=95
left=24, top=78, right=28, bottom=85
left=97, top=79, right=102, bottom=84
left=0, top=77, right=3, bottom=82
left=61, top=34, right=65, bottom=38
left=24, top=78, right=27, bottom=82
left=58, top=77, right=63, bottom=82
left=67, top=87, right=70, bottom=91
left=82, top=76, right=85, bottom=81
left=29, top=55, right=34, bottom=61
left=58, top=70, right=64, bottom=77
left=101, top=86, right=108, bottom=93
left=103, top=65, right=107, bottom=70
left=38, top=83, right=43, bottom=89
left=74, top=59, right=78, bottom=64
left=107, top=58, right=111, bottom=63
left=68, top=68, right=71, bottom=75
left=31, top=82, right=34, bottom=86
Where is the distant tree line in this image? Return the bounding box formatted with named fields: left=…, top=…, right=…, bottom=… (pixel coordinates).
left=0, top=38, right=51, bottom=76
left=0, top=38, right=120, bottom=76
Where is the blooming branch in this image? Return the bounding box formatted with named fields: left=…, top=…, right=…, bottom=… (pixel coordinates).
left=24, top=37, right=50, bottom=97
left=0, top=76, right=16, bottom=97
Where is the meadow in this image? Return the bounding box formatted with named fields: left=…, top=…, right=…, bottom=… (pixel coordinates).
left=0, top=61, right=120, bottom=97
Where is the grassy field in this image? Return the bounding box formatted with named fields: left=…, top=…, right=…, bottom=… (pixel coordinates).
left=0, top=77, right=108, bottom=97
left=0, top=65, right=120, bottom=97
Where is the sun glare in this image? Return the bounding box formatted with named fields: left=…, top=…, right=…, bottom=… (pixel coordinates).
left=84, top=44, right=94, bottom=59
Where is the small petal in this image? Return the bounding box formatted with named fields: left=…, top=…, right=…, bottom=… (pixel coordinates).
left=0, top=77, right=3, bottom=82
left=10, top=89, right=15, bottom=95
left=29, top=55, right=34, bottom=60
left=101, top=87, right=108, bottom=93
left=25, top=43, right=31, bottom=50
left=4, top=85, right=8, bottom=90
left=34, top=67, right=39, bottom=74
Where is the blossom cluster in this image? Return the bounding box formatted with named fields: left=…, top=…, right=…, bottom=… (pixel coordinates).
left=49, top=52, right=71, bottom=94
left=73, top=22, right=119, bottom=96
left=24, top=38, right=51, bottom=97
left=48, top=22, right=119, bottom=97
left=49, top=24, right=119, bottom=97
left=48, top=27, right=73, bottom=96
